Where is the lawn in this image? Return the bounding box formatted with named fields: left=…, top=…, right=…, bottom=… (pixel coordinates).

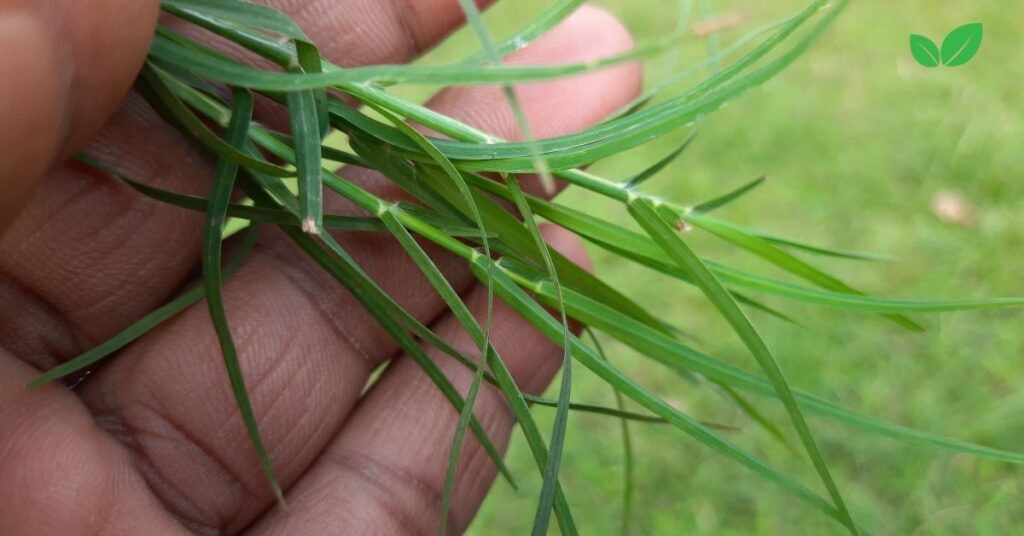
left=408, top=1, right=1024, bottom=533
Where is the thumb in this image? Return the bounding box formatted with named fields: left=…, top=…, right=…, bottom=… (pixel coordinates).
left=0, top=0, right=159, bottom=230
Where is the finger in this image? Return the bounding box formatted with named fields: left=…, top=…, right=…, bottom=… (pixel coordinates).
left=0, top=349, right=186, bottom=535
left=0, top=0, right=159, bottom=229
left=249, top=227, right=590, bottom=535
left=80, top=6, right=639, bottom=534
left=0, top=0, right=494, bottom=371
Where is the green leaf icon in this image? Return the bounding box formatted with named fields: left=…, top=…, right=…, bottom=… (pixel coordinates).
left=909, top=34, right=940, bottom=67
left=940, top=22, right=983, bottom=66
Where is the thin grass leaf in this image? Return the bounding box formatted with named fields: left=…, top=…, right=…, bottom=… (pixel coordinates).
left=587, top=329, right=636, bottom=536
left=684, top=213, right=922, bottom=331
left=471, top=258, right=868, bottom=531
left=690, top=175, right=768, bottom=214
left=199, top=89, right=283, bottom=503
left=459, top=0, right=584, bottom=63
left=396, top=209, right=581, bottom=536
left=628, top=198, right=858, bottom=535
left=28, top=218, right=261, bottom=388
left=161, top=0, right=309, bottom=41
left=716, top=382, right=797, bottom=454
left=285, top=68, right=325, bottom=233
left=624, top=126, right=700, bottom=189
left=454, top=4, right=573, bottom=531
left=265, top=205, right=519, bottom=490
left=137, top=63, right=292, bottom=177
left=511, top=264, right=1024, bottom=465
left=376, top=210, right=493, bottom=536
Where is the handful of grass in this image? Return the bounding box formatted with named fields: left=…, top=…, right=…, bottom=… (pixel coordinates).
left=30, top=0, right=1024, bottom=534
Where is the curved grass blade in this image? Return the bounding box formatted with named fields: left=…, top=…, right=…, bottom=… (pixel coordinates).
left=513, top=266, right=1024, bottom=465
left=28, top=216, right=262, bottom=388
left=690, top=175, right=768, bottom=214
left=683, top=213, right=922, bottom=331
left=455, top=3, right=573, bottom=532
left=137, top=63, right=292, bottom=177
left=264, top=206, right=518, bottom=490
left=161, top=0, right=309, bottom=41
left=376, top=210, right=493, bottom=536
left=200, top=89, right=283, bottom=503
left=472, top=259, right=869, bottom=531
left=459, top=0, right=584, bottom=63
left=624, top=126, right=699, bottom=189
left=587, top=329, right=636, bottom=535
left=628, top=198, right=858, bottom=535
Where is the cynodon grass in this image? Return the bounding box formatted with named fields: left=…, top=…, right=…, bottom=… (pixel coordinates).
left=28, top=1, right=1024, bottom=534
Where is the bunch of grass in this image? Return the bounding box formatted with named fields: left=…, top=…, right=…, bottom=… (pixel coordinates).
left=28, top=0, right=1024, bottom=534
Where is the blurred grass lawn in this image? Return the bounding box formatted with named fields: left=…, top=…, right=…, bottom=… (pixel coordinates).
left=406, top=1, right=1023, bottom=533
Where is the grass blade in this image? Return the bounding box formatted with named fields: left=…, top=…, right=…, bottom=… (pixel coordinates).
left=690, top=175, right=768, bottom=214
left=200, top=89, right=283, bottom=503
left=624, top=125, right=699, bottom=189
left=628, top=198, right=858, bottom=535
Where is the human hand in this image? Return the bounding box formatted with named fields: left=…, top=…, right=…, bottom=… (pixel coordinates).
left=0, top=1, right=640, bottom=534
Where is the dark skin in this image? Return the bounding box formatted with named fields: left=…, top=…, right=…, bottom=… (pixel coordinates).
left=0, top=1, right=641, bottom=533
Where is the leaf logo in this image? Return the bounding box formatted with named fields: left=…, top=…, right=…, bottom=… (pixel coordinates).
left=910, top=23, right=983, bottom=68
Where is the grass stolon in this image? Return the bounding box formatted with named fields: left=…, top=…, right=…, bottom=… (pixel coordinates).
left=28, top=0, right=1024, bottom=534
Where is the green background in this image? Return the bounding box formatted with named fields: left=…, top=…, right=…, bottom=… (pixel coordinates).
left=409, top=1, right=1023, bottom=533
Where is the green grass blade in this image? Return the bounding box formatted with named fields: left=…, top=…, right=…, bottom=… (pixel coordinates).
left=628, top=198, right=858, bottom=535
left=28, top=216, right=261, bottom=388
left=377, top=210, right=493, bottom=536
left=516, top=265, right=1024, bottom=465
left=587, top=329, right=636, bottom=535
left=684, top=213, right=922, bottom=331
left=624, top=125, right=699, bottom=189
left=459, top=0, right=583, bottom=63
left=690, top=175, right=768, bottom=214
left=285, top=65, right=324, bottom=233
left=200, top=89, right=283, bottom=503
left=454, top=3, right=573, bottom=530
left=472, top=258, right=866, bottom=531
left=137, top=63, right=292, bottom=177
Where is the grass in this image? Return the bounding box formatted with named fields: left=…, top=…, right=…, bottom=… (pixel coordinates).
left=32, top=0, right=1024, bottom=534
left=454, top=1, right=1024, bottom=534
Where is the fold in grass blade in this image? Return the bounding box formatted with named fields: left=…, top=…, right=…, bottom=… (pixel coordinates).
left=624, top=125, right=699, bottom=189
left=462, top=173, right=793, bottom=324
left=200, top=89, right=283, bottom=503
left=627, top=199, right=858, bottom=535
left=690, top=175, right=768, bottom=214
left=28, top=218, right=262, bottom=388
left=469, top=259, right=867, bottom=531
left=683, top=212, right=922, bottom=331
left=137, top=63, right=292, bottom=178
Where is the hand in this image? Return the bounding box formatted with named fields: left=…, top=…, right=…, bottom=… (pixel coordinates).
left=0, top=1, right=640, bottom=534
